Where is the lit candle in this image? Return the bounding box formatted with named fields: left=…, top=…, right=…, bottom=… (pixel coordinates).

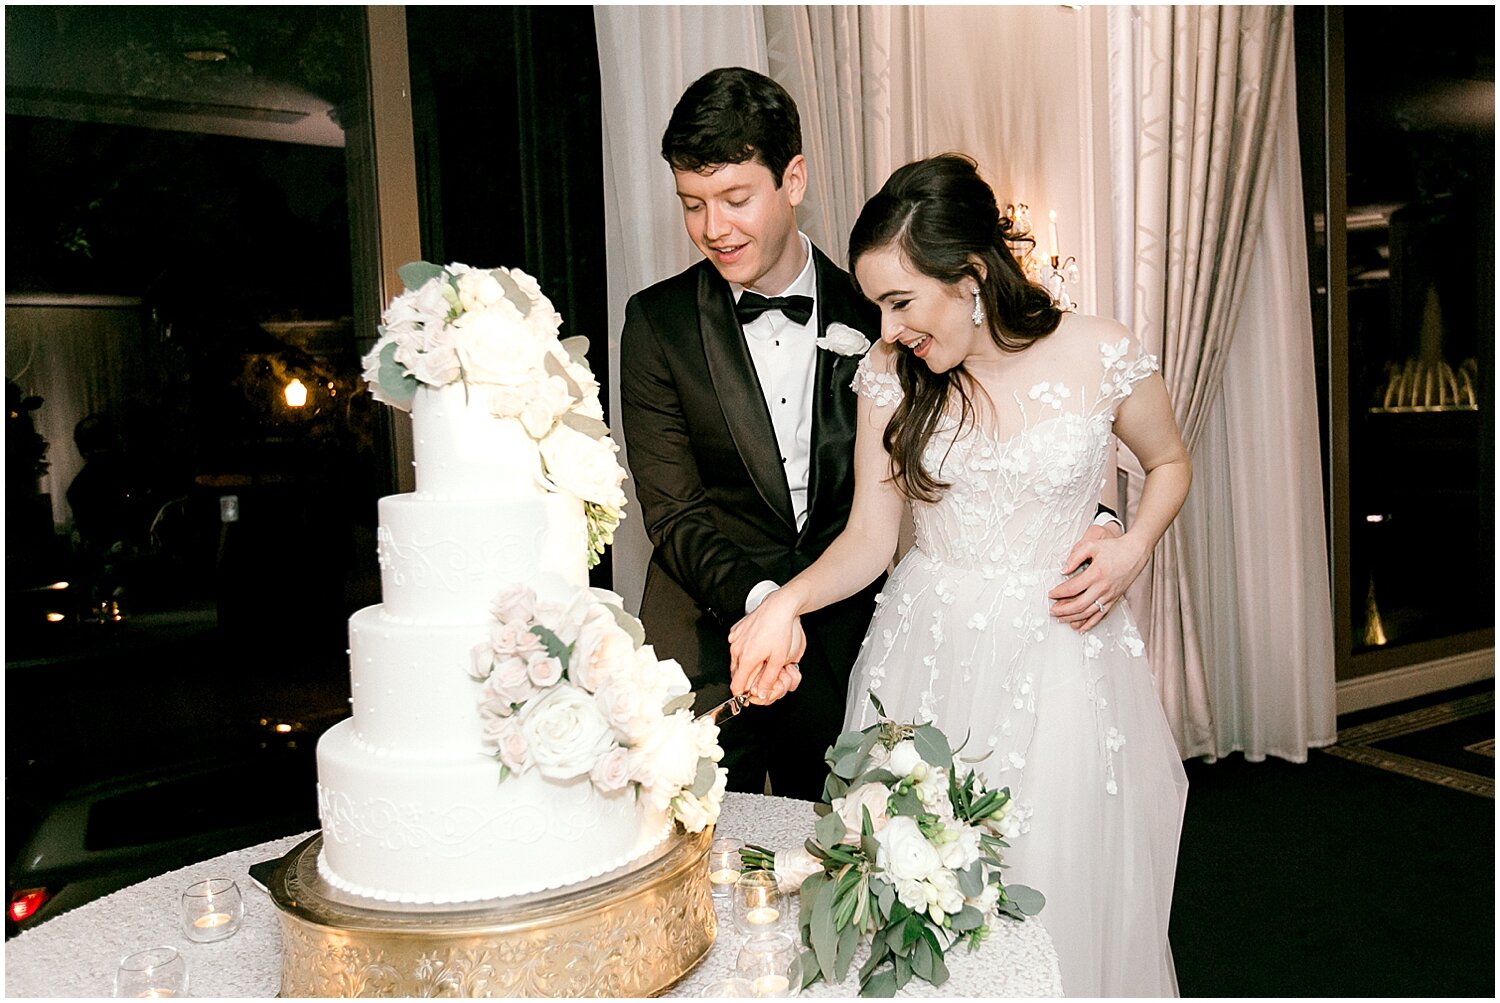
left=753, top=974, right=790, bottom=994
left=136, top=991, right=176, bottom=999
left=1048, top=210, right=1060, bottom=264
left=745, top=906, right=780, bottom=926
left=194, top=912, right=233, bottom=929
left=709, top=868, right=740, bottom=886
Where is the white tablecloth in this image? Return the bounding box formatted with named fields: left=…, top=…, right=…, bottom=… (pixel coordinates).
left=5, top=793, right=1062, bottom=998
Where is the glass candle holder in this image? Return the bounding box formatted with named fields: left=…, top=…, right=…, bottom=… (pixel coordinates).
left=730, top=870, right=787, bottom=936
left=114, top=946, right=188, bottom=998
left=700, top=976, right=758, bottom=997
left=708, top=837, right=744, bottom=898
left=735, top=931, right=802, bottom=998
left=181, top=877, right=244, bottom=942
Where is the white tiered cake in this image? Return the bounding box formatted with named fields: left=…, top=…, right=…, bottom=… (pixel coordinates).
left=313, top=263, right=725, bottom=905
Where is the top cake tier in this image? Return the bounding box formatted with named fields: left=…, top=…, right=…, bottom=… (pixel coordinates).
left=410, top=383, right=544, bottom=499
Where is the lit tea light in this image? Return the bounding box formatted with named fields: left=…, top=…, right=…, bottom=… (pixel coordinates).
left=709, top=868, right=740, bottom=886
left=744, top=906, right=780, bottom=926
left=753, top=974, right=790, bottom=995
left=193, top=912, right=233, bottom=930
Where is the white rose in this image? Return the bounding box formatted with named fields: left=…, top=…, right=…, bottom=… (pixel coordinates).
left=639, top=644, right=691, bottom=702
left=773, top=845, right=825, bottom=893
left=570, top=608, right=637, bottom=693
left=489, top=621, right=544, bottom=660
left=887, top=740, right=923, bottom=779
left=815, top=321, right=872, bottom=357
left=966, top=881, right=1001, bottom=918
left=672, top=790, right=713, bottom=834
left=875, top=816, right=943, bottom=884
left=452, top=305, right=545, bottom=385
left=519, top=684, right=617, bottom=781
left=632, top=709, right=703, bottom=808
left=399, top=335, right=462, bottom=387
left=833, top=782, right=892, bottom=835
left=538, top=424, right=627, bottom=508
left=589, top=746, right=633, bottom=792
left=519, top=375, right=575, bottom=439
left=490, top=585, right=537, bottom=626
left=482, top=654, right=537, bottom=709
left=501, top=267, right=563, bottom=342
left=526, top=650, right=564, bottom=688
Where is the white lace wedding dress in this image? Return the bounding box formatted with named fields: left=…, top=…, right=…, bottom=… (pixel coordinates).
left=844, top=318, right=1188, bottom=997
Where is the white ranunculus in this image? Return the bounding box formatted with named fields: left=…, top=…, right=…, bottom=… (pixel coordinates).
left=589, top=746, right=633, bottom=792
left=887, top=740, right=923, bottom=779
left=632, top=709, right=703, bottom=808
left=875, top=815, right=943, bottom=885
left=966, top=880, right=1001, bottom=918
left=519, top=684, right=616, bottom=781
left=457, top=269, right=508, bottom=312
left=490, top=585, right=537, bottom=626
left=569, top=607, right=637, bottom=694
left=935, top=822, right=982, bottom=870
left=452, top=304, right=545, bottom=385
left=774, top=844, right=825, bottom=893
left=816, top=322, right=872, bottom=357
left=833, top=781, right=892, bottom=835
left=538, top=424, right=627, bottom=508
left=893, top=875, right=928, bottom=910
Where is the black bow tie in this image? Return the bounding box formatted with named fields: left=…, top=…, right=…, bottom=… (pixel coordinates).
left=735, top=291, right=814, bottom=327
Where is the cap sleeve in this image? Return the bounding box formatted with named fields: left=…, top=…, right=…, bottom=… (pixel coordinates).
left=1098, top=335, right=1160, bottom=406
left=851, top=352, right=903, bottom=407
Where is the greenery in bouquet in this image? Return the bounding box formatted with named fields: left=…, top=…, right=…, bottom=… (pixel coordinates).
left=469, top=583, right=727, bottom=833
left=361, top=261, right=626, bottom=567
left=741, top=695, right=1043, bottom=997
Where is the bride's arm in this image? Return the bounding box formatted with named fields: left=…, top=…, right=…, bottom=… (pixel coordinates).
left=727, top=376, right=906, bottom=696
left=1048, top=371, right=1191, bottom=630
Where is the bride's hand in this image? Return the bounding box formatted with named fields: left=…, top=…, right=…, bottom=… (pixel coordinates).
left=728, top=593, right=803, bottom=703
left=1048, top=521, right=1149, bottom=632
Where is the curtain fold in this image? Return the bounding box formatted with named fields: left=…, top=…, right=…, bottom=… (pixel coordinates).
left=1112, top=5, right=1335, bottom=760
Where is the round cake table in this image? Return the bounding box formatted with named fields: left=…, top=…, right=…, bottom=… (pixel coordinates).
left=4, top=793, right=1062, bottom=998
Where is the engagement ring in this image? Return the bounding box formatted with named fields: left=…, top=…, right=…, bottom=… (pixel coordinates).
left=1094, top=599, right=1106, bottom=614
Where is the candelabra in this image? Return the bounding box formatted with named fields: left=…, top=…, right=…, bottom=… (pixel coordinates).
left=1003, top=204, right=1080, bottom=312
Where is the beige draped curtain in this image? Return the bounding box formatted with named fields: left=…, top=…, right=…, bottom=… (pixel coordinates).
left=1114, top=6, right=1334, bottom=757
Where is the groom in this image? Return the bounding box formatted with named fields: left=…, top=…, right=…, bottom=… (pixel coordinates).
left=619, top=68, right=881, bottom=800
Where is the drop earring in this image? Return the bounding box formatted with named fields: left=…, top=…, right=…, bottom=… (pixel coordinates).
left=971, top=288, right=985, bottom=327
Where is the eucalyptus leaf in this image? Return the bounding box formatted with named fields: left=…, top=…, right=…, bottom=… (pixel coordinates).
left=831, top=729, right=866, bottom=759
left=561, top=335, right=591, bottom=366
left=662, top=692, right=695, bottom=715
left=930, top=947, right=950, bottom=985
left=815, top=811, right=848, bottom=848
left=603, top=602, right=646, bottom=647
left=950, top=905, right=984, bottom=933
left=491, top=268, right=533, bottom=317
left=810, top=888, right=839, bottom=981
left=888, top=788, right=923, bottom=817
left=398, top=260, right=444, bottom=291
left=833, top=750, right=864, bottom=779
left=561, top=410, right=611, bottom=440
left=690, top=757, right=717, bottom=797
left=875, top=878, right=896, bottom=918
left=913, top=724, right=954, bottom=768
left=911, top=938, right=935, bottom=982
left=861, top=968, right=898, bottom=998
left=528, top=625, right=571, bottom=666
left=812, top=802, right=833, bottom=818
left=860, top=832, right=880, bottom=862
left=957, top=861, right=985, bottom=898
left=859, top=943, right=889, bottom=985
left=377, top=342, right=419, bottom=405
left=799, top=949, right=821, bottom=990
left=855, top=768, right=900, bottom=789
left=893, top=952, right=913, bottom=987
left=545, top=352, right=584, bottom=398
left=1004, top=882, right=1046, bottom=916
left=823, top=773, right=850, bottom=802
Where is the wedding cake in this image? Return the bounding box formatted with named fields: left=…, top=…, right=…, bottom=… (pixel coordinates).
left=314, top=262, right=726, bottom=905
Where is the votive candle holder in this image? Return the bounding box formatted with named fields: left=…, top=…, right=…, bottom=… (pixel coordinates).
left=181, top=877, right=244, bottom=943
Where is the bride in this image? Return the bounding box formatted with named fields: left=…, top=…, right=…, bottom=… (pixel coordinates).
left=728, top=154, right=1191, bottom=997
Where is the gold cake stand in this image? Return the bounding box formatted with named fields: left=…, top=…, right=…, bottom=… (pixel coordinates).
left=266, top=828, right=716, bottom=997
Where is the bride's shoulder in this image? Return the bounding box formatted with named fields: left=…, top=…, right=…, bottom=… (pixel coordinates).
left=859, top=340, right=900, bottom=375
left=852, top=341, right=903, bottom=406
left=1046, top=313, right=1145, bottom=364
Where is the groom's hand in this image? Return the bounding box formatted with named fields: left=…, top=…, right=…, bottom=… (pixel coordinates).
left=729, top=614, right=806, bottom=705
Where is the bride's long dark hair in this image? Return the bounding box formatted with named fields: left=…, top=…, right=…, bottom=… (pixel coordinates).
left=848, top=153, right=1063, bottom=502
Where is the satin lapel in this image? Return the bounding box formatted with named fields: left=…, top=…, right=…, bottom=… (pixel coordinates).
left=803, top=249, right=870, bottom=542
left=696, top=266, right=797, bottom=532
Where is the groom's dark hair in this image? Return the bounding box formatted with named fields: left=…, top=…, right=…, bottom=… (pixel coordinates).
left=661, top=67, right=802, bottom=186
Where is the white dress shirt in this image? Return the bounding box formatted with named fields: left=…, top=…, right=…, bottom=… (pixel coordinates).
left=733, top=232, right=817, bottom=614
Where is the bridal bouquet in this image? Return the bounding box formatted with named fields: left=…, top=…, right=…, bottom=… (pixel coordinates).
left=470, top=583, right=727, bottom=833
left=741, top=696, right=1043, bottom=997
left=361, top=261, right=626, bottom=566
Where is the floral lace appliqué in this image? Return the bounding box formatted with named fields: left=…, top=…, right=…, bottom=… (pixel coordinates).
left=851, top=358, right=903, bottom=407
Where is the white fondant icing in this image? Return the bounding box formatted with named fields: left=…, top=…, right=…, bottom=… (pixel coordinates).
left=410, top=383, right=544, bottom=499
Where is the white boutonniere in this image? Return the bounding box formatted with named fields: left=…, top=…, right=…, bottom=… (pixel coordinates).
left=816, top=322, right=871, bottom=357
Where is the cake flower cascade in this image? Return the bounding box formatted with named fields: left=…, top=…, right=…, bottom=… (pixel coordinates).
left=361, top=261, right=627, bottom=567
left=471, top=583, right=728, bottom=833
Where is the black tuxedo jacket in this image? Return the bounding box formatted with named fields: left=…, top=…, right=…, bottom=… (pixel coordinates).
left=619, top=245, right=882, bottom=696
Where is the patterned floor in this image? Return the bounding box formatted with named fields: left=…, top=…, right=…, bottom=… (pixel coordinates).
left=1322, top=687, right=1495, bottom=798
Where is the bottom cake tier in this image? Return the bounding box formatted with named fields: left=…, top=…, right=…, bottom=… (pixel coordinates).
left=315, top=718, right=672, bottom=904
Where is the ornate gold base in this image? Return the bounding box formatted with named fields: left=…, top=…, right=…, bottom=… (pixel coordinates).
left=266, top=828, right=716, bottom=997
